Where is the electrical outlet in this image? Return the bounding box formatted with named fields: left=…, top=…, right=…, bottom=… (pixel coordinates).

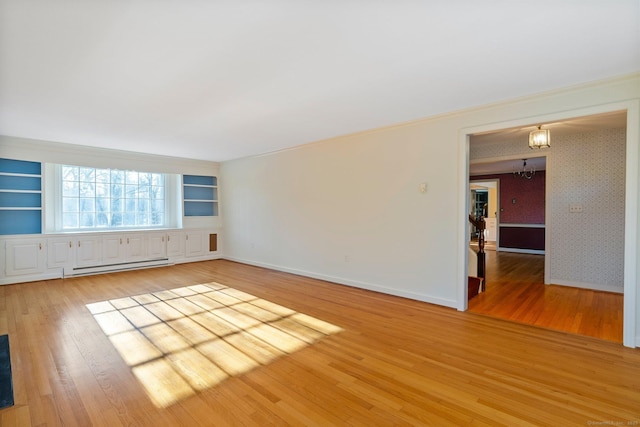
left=569, top=204, right=584, bottom=213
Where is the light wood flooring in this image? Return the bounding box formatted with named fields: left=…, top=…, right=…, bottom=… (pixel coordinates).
left=1, top=260, right=639, bottom=426
left=468, top=249, right=624, bottom=343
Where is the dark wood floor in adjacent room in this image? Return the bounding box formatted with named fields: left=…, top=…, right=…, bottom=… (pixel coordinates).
left=1, top=260, right=638, bottom=426
left=468, top=249, right=624, bottom=343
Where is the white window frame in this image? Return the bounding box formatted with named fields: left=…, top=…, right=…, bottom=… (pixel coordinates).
left=44, top=164, right=181, bottom=233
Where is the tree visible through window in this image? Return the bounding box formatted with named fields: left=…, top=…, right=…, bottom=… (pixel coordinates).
left=61, top=166, right=165, bottom=229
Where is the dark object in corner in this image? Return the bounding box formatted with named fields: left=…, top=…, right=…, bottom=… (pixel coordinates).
left=468, top=276, right=484, bottom=300
left=0, top=335, right=14, bottom=409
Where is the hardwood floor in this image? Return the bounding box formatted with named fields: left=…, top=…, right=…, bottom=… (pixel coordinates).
left=1, top=260, right=639, bottom=426
left=468, top=249, right=624, bottom=343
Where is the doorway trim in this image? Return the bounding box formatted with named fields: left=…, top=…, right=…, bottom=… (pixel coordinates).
left=457, top=100, right=639, bottom=348
left=469, top=178, right=500, bottom=245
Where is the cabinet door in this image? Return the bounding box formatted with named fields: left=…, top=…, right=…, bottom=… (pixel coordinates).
left=166, top=231, right=185, bottom=258
left=6, top=239, right=45, bottom=276
left=103, top=235, right=124, bottom=264
left=185, top=231, right=204, bottom=257
left=48, top=237, right=74, bottom=268
left=76, top=236, right=101, bottom=266
left=125, top=234, right=145, bottom=262
left=147, top=232, right=167, bottom=259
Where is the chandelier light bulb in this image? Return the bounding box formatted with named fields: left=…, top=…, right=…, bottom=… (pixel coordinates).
left=529, top=125, right=551, bottom=149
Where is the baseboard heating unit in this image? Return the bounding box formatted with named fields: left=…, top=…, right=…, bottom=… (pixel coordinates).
left=63, top=258, right=170, bottom=277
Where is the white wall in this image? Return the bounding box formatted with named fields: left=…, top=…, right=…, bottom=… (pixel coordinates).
left=220, top=73, right=640, bottom=346
left=221, top=127, right=458, bottom=306
left=471, top=127, right=626, bottom=292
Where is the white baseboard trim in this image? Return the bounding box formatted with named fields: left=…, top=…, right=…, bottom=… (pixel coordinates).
left=0, top=272, right=61, bottom=286
left=174, top=253, right=223, bottom=264
left=547, top=278, right=623, bottom=294
left=223, top=256, right=457, bottom=309
left=498, top=247, right=545, bottom=255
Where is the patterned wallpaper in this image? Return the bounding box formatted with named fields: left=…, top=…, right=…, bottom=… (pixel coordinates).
left=471, top=127, right=626, bottom=291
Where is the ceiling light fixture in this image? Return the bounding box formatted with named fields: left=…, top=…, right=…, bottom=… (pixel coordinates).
left=514, top=159, right=535, bottom=179
left=529, top=125, right=551, bottom=149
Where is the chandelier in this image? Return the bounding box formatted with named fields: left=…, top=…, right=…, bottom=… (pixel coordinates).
left=529, top=125, right=551, bottom=149
left=513, top=159, right=535, bottom=179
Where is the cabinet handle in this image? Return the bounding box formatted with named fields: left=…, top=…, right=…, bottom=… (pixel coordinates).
left=162, top=236, right=165, bottom=242
left=69, top=241, right=72, bottom=248
left=78, top=241, right=81, bottom=247
left=39, top=243, right=42, bottom=250
left=186, top=235, right=189, bottom=240
left=167, top=236, right=170, bottom=242
left=120, top=238, right=122, bottom=244
left=127, top=238, right=130, bottom=244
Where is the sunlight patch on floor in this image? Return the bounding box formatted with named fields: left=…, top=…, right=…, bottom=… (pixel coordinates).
left=87, top=282, right=343, bottom=408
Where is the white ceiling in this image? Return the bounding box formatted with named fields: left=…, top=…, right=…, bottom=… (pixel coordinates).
left=470, top=110, right=628, bottom=146
left=470, top=157, right=546, bottom=176
left=468, top=110, right=627, bottom=175
left=1, top=1, right=639, bottom=162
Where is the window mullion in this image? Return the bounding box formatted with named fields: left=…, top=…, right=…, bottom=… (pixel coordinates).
left=59, top=165, right=166, bottom=231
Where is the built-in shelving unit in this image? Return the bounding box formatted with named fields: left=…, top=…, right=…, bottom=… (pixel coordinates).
left=0, top=158, right=42, bottom=235
left=183, top=175, right=218, bottom=217
left=0, top=227, right=222, bottom=285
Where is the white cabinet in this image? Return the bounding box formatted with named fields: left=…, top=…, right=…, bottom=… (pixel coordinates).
left=102, top=234, right=124, bottom=264
left=76, top=236, right=101, bottom=266
left=1, top=228, right=219, bottom=284
left=166, top=231, right=185, bottom=258
left=5, top=239, right=46, bottom=276
left=47, top=237, right=73, bottom=268
left=102, top=233, right=147, bottom=264
left=146, top=232, right=167, bottom=259
left=185, top=231, right=205, bottom=258
left=125, top=233, right=145, bottom=262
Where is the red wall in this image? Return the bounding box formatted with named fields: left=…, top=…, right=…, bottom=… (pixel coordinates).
left=472, top=172, right=545, bottom=251
left=472, top=171, right=545, bottom=224
left=499, top=227, right=545, bottom=250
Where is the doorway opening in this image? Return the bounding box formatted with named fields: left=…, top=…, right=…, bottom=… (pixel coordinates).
left=464, top=110, right=628, bottom=344
left=469, top=179, right=498, bottom=250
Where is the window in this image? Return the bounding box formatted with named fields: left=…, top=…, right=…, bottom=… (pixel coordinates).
left=61, top=166, right=165, bottom=230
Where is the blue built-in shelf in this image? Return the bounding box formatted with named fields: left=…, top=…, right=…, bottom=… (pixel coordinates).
left=0, top=158, right=41, bottom=175
left=0, top=158, right=43, bottom=235
left=183, top=175, right=218, bottom=217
